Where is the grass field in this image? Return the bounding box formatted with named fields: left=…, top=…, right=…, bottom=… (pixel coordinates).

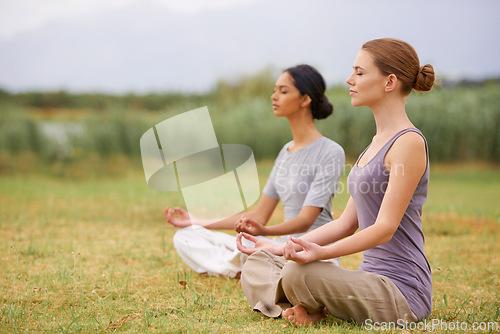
left=1, top=161, right=499, bottom=333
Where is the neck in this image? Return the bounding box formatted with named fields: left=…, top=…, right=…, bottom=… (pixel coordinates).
left=370, top=95, right=413, bottom=137
left=286, top=110, right=322, bottom=148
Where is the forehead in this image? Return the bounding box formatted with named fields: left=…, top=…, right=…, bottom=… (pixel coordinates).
left=353, top=49, right=376, bottom=69
left=275, top=71, right=294, bottom=86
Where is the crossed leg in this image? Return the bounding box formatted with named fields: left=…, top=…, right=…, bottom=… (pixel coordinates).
left=276, top=260, right=418, bottom=326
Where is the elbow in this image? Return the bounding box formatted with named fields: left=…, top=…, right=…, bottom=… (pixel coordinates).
left=296, top=224, right=311, bottom=234
left=347, top=224, right=358, bottom=236
left=379, top=234, right=394, bottom=245
left=296, top=219, right=314, bottom=234
left=300, top=226, right=311, bottom=234
left=378, top=226, right=397, bottom=245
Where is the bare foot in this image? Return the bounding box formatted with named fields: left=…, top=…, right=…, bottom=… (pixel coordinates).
left=282, top=308, right=296, bottom=325
left=282, top=305, right=327, bottom=327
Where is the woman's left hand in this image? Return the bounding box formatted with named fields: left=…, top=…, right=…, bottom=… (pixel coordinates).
left=236, top=232, right=284, bottom=256
left=234, top=216, right=266, bottom=236
left=283, top=236, right=324, bottom=264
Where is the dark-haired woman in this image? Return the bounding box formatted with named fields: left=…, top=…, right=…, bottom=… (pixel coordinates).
left=166, top=64, right=345, bottom=278
left=237, top=38, right=435, bottom=326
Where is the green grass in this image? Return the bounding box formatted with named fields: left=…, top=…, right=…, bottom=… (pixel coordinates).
left=1, top=162, right=499, bottom=333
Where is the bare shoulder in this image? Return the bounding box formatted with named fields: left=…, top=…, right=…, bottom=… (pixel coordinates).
left=393, top=131, right=426, bottom=152
left=386, top=131, right=427, bottom=173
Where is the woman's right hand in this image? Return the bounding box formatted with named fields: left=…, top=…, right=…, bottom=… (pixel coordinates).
left=165, top=207, right=194, bottom=228
left=283, top=236, right=325, bottom=264
left=236, top=232, right=284, bottom=256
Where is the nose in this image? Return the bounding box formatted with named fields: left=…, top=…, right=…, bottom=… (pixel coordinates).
left=346, top=73, right=354, bottom=86
left=271, top=91, right=277, bottom=101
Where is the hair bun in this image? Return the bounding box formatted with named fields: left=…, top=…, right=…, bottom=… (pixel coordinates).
left=312, top=95, right=334, bottom=120
left=414, top=64, right=435, bottom=92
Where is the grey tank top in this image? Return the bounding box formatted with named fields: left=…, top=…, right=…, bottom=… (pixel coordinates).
left=347, top=128, right=432, bottom=320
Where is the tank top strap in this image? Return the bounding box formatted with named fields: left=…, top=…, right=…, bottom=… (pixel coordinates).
left=386, top=128, right=424, bottom=151
left=372, top=128, right=426, bottom=165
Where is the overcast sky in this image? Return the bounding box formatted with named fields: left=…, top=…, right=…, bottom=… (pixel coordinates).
left=0, top=0, right=499, bottom=93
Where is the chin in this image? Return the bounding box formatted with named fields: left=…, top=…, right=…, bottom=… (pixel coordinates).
left=273, top=111, right=284, bottom=117
left=350, top=98, right=365, bottom=108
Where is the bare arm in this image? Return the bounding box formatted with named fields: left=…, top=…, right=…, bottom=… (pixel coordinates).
left=300, top=197, right=359, bottom=245
left=285, top=132, right=427, bottom=262
left=166, top=194, right=279, bottom=230
left=235, top=205, right=322, bottom=236
left=205, top=194, right=278, bottom=229
left=236, top=151, right=345, bottom=236
left=237, top=197, right=359, bottom=255
left=261, top=206, right=322, bottom=235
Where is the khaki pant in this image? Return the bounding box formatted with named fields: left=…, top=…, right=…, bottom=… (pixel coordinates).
left=240, top=250, right=418, bottom=324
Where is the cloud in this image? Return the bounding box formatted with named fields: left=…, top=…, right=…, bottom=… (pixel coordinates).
left=0, top=0, right=498, bottom=93
left=0, top=0, right=263, bottom=38
left=151, top=0, right=264, bottom=13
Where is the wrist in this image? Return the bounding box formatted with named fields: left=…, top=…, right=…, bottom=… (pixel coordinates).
left=274, top=243, right=285, bottom=256
left=318, top=244, right=335, bottom=261
left=258, top=225, right=269, bottom=236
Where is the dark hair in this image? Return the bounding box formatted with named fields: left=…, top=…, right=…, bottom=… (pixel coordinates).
left=361, top=38, right=435, bottom=95
left=285, top=64, right=333, bottom=120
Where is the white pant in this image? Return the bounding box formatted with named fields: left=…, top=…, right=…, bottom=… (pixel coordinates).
left=173, top=225, right=340, bottom=278
left=173, top=225, right=282, bottom=278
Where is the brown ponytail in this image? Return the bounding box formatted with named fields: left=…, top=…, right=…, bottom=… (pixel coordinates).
left=414, top=64, right=435, bottom=92
left=362, top=38, right=435, bottom=95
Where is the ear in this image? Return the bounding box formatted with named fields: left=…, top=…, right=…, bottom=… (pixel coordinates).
left=385, top=74, right=398, bottom=92
left=301, top=94, right=312, bottom=108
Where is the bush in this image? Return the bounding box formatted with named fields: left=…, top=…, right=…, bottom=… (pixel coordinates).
left=0, top=75, right=498, bottom=164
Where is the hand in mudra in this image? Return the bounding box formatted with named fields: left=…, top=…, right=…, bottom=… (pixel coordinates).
left=234, top=215, right=265, bottom=235
left=236, top=232, right=283, bottom=256
left=283, top=236, right=324, bottom=264
left=165, top=207, right=194, bottom=228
